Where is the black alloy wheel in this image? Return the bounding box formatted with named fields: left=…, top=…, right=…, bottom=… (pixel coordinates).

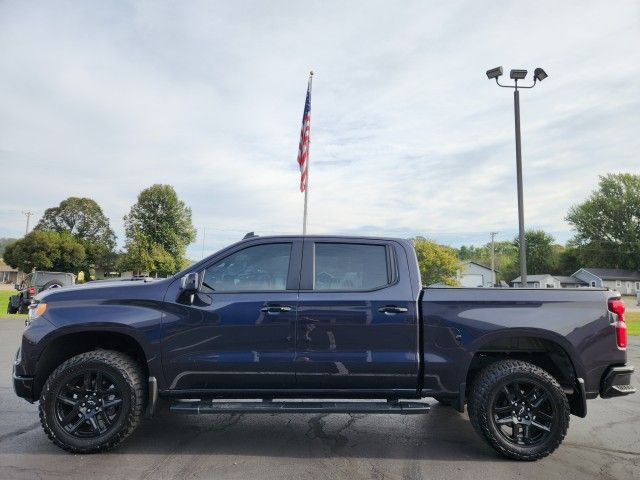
left=468, top=359, right=570, bottom=461
left=491, top=379, right=554, bottom=446
left=54, top=370, right=124, bottom=438
left=39, top=350, right=145, bottom=453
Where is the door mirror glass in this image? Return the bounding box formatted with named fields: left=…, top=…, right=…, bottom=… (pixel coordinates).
left=15, top=284, right=20, bottom=291
left=180, top=272, right=199, bottom=293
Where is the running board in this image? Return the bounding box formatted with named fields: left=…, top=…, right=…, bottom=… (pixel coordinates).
left=170, top=400, right=430, bottom=415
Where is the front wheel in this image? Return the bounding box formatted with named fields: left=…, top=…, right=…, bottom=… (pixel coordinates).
left=39, top=350, right=145, bottom=453
left=468, top=359, right=570, bottom=461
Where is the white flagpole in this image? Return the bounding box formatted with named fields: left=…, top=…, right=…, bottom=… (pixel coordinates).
left=302, top=70, right=313, bottom=235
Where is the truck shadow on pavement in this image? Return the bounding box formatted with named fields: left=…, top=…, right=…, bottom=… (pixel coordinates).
left=1, top=404, right=499, bottom=461
left=115, top=404, right=497, bottom=461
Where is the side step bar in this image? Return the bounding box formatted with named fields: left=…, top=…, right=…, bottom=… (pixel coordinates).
left=170, top=400, right=430, bottom=415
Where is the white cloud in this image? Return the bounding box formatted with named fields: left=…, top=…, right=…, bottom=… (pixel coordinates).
left=0, top=0, right=638, bottom=259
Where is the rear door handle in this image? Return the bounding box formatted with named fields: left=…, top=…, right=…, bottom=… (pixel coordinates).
left=378, top=305, right=408, bottom=314
left=261, top=305, right=292, bottom=314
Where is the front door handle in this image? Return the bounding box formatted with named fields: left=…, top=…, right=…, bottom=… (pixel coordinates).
left=261, top=305, right=292, bottom=314
left=378, top=305, right=408, bottom=314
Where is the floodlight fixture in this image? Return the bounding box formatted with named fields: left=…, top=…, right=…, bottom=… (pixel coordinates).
left=534, top=67, right=548, bottom=82
left=510, top=69, right=528, bottom=80
left=486, top=66, right=503, bottom=79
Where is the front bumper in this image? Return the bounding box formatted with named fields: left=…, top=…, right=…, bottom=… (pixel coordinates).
left=13, top=347, right=35, bottom=402
left=600, top=365, right=636, bottom=398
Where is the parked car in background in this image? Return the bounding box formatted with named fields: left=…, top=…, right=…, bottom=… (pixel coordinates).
left=7, top=271, right=75, bottom=314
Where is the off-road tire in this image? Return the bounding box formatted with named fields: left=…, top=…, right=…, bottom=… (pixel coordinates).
left=467, top=359, right=570, bottom=461
left=39, top=350, right=145, bottom=453
left=41, top=280, right=64, bottom=291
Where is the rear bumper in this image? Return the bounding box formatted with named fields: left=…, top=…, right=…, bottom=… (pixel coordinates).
left=600, top=365, right=636, bottom=398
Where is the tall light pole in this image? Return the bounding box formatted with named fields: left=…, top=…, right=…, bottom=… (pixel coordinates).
left=485, top=66, right=548, bottom=287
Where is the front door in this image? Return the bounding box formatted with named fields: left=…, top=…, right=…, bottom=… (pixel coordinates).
left=295, top=239, right=419, bottom=391
left=162, top=240, right=301, bottom=391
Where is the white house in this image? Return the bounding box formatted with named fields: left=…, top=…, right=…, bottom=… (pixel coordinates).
left=572, top=268, right=640, bottom=295
left=457, top=261, right=496, bottom=287
left=511, top=274, right=561, bottom=288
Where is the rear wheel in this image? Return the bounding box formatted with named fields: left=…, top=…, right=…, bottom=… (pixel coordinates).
left=39, top=350, right=145, bottom=453
left=468, top=359, right=569, bottom=461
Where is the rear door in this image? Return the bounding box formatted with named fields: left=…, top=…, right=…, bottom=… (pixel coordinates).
left=161, top=239, right=302, bottom=391
left=295, top=238, right=419, bottom=390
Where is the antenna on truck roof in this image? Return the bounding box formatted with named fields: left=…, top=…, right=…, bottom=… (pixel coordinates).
left=243, top=232, right=257, bottom=239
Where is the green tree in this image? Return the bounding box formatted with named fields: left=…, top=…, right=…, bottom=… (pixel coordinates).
left=0, top=237, right=18, bottom=258
left=122, top=185, right=196, bottom=275
left=457, top=241, right=518, bottom=283
left=557, top=244, right=581, bottom=275
left=117, top=234, right=177, bottom=276
left=3, top=230, right=85, bottom=273
left=35, top=197, right=116, bottom=271
left=513, top=230, right=556, bottom=276
left=566, top=173, right=640, bottom=270
left=414, top=237, right=460, bottom=286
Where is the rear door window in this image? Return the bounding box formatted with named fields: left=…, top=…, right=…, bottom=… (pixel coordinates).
left=313, top=243, right=391, bottom=291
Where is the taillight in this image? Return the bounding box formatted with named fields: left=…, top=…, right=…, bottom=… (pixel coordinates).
left=608, top=298, right=627, bottom=349
left=27, top=287, right=36, bottom=297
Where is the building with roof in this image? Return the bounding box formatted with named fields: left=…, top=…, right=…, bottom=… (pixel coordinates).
left=0, top=258, right=20, bottom=284
left=572, top=268, right=640, bottom=295
left=511, top=274, right=561, bottom=289
left=457, top=261, right=496, bottom=287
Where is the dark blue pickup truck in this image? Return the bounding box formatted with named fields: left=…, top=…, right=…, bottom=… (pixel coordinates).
left=13, top=235, right=635, bottom=460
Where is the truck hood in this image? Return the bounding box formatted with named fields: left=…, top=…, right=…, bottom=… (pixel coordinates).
left=34, top=277, right=173, bottom=302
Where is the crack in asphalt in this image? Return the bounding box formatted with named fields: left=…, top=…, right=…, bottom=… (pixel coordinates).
left=564, top=442, right=640, bottom=457
left=306, top=414, right=362, bottom=454
left=0, top=421, right=41, bottom=444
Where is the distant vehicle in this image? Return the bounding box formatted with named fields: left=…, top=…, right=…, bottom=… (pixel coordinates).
left=12, top=235, right=635, bottom=460
left=7, top=271, right=75, bottom=314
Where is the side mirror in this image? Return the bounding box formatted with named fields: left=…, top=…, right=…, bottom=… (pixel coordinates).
left=14, top=284, right=20, bottom=291
left=179, top=272, right=199, bottom=293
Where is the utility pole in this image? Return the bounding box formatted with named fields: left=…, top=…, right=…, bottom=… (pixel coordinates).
left=201, top=227, right=206, bottom=259
left=22, top=210, right=34, bottom=235
left=490, top=231, right=498, bottom=286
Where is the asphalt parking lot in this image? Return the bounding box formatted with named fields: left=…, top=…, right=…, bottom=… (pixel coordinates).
left=1, top=318, right=638, bottom=480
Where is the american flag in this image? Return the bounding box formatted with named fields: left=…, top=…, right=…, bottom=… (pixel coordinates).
left=297, top=74, right=312, bottom=192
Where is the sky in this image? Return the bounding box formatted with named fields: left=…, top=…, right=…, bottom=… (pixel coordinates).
left=1, top=0, right=639, bottom=259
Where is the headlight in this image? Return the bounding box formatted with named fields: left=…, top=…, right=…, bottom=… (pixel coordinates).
left=27, top=303, right=47, bottom=325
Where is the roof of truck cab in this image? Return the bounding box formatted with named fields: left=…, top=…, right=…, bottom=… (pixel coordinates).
left=238, top=234, right=412, bottom=243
